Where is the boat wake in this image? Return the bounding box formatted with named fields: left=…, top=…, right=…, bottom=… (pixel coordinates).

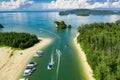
left=47, top=53, right=54, bottom=70
left=39, top=28, right=60, bottom=40
left=56, top=49, right=61, bottom=80
left=39, top=28, right=62, bottom=79
left=39, top=28, right=61, bottom=49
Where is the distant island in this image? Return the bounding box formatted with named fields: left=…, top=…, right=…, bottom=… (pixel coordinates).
left=0, top=32, right=39, bottom=49
left=77, top=19, right=120, bottom=80
left=59, top=9, right=120, bottom=16
left=0, top=24, right=4, bottom=28
left=54, top=21, right=72, bottom=29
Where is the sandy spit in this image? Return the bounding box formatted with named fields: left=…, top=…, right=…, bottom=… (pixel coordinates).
left=0, top=38, right=52, bottom=80
left=74, top=33, right=95, bottom=80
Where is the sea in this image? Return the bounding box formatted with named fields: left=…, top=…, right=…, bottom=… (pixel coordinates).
left=0, top=11, right=119, bottom=80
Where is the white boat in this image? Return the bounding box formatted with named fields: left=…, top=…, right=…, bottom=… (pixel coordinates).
left=56, top=49, right=61, bottom=55
left=34, top=51, right=43, bottom=57
left=19, top=78, right=29, bottom=80
left=23, top=71, right=32, bottom=76
left=23, top=68, right=36, bottom=76
left=27, top=62, right=37, bottom=67
left=47, top=54, right=54, bottom=70
left=65, top=44, right=68, bottom=48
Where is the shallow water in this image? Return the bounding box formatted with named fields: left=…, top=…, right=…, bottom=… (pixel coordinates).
left=0, top=12, right=119, bottom=80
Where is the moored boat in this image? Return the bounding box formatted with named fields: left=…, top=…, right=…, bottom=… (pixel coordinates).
left=23, top=67, right=36, bottom=76
left=34, top=51, right=43, bottom=57
left=19, top=78, right=29, bottom=80
left=27, top=62, right=37, bottom=67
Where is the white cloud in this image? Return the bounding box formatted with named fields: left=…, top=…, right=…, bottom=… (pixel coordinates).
left=0, top=0, right=120, bottom=10
left=0, top=0, right=34, bottom=10
left=21, top=3, right=49, bottom=10
left=47, top=0, right=120, bottom=9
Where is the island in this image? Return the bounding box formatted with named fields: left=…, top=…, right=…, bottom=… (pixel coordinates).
left=54, top=21, right=72, bottom=29
left=76, top=19, right=120, bottom=80
left=59, top=9, right=120, bottom=16
left=0, top=24, right=4, bottom=28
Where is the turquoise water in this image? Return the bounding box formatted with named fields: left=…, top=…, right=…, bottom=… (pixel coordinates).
left=0, top=12, right=120, bottom=80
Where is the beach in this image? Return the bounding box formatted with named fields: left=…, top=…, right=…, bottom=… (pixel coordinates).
left=74, top=33, right=95, bottom=80
left=0, top=38, right=52, bottom=80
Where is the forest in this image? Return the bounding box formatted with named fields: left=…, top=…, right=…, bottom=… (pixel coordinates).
left=0, top=32, right=39, bottom=49
left=77, top=19, right=120, bottom=80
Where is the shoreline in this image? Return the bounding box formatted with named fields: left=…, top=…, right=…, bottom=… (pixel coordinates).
left=74, top=33, right=95, bottom=80
left=0, top=38, right=52, bottom=80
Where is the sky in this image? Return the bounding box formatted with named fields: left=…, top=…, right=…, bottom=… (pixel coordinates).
left=0, top=0, right=120, bottom=11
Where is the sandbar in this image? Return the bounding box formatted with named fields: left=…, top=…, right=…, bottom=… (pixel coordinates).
left=74, top=33, right=95, bottom=80
left=0, top=38, right=52, bottom=80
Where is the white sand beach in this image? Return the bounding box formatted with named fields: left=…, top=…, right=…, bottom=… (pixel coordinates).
left=0, top=38, right=52, bottom=80
left=74, top=33, right=95, bottom=80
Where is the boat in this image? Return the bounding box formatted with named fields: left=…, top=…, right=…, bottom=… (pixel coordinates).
left=26, top=67, right=36, bottom=72
left=19, top=78, right=29, bottom=80
left=23, top=67, right=36, bottom=76
left=65, top=44, right=68, bottom=48
left=47, top=54, right=54, bottom=70
left=47, top=63, right=53, bottom=70
left=27, top=62, right=37, bottom=67
left=56, top=49, right=61, bottom=55
left=23, top=70, right=32, bottom=76
left=34, top=51, right=43, bottom=57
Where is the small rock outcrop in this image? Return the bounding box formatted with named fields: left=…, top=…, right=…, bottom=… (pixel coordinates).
left=54, top=21, right=72, bottom=29
left=0, top=24, right=4, bottom=28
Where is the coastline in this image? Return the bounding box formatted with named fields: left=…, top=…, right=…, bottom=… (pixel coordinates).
left=0, top=38, right=52, bottom=80
left=74, top=33, right=95, bottom=80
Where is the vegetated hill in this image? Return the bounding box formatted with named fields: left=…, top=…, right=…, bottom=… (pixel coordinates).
left=77, top=19, right=120, bottom=80
left=0, top=32, right=39, bottom=49
left=59, top=9, right=120, bottom=16
left=54, top=21, right=72, bottom=29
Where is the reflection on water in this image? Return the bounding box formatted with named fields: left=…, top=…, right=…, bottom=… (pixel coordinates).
left=0, top=12, right=119, bottom=32
left=1, top=13, right=27, bottom=24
